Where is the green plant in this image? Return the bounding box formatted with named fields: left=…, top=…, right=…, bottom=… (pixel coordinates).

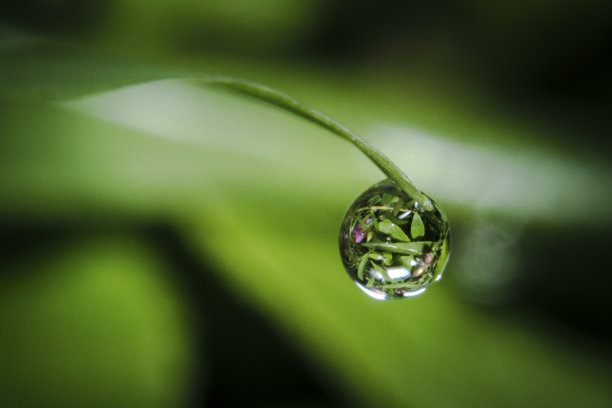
left=200, top=78, right=450, bottom=299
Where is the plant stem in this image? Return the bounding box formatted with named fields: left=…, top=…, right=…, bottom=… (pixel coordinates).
left=192, top=77, right=433, bottom=210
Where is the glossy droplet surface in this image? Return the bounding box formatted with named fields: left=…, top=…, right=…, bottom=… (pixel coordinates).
left=339, top=180, right=451, bottom=300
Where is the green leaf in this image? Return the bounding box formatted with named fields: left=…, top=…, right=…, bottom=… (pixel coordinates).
left=2, top=41, right=611, bottom=408
left=398, top=255, right=415, bottom=268
left=357, top=255, right=369, bottom=281
left=187, top=201, right=612, bottom=408
left=369, top=260, right=391, bottom=282
left=382, top=252, right=393, bottom=265
left=361, top=241, right=432, bottom=255
left=0, top=238, right=191, bottom=407
left=376, top=219, right=411, bottom=241
left=381, top=193, right=399, bottom=207
left=411, top=212, right=425, bottom=239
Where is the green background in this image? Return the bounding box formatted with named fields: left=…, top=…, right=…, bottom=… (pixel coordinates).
left=1, top=1, right=611, bottom=407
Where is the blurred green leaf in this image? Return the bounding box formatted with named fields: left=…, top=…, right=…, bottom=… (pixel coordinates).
left=184, top=196, right=612, bottom=408
left=2, top=38, right=610, bottom=226
left=1, top=40, right=611, bottom=408
left=0, top=237, right=193, bottom=407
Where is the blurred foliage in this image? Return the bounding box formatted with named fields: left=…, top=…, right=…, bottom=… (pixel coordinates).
left=0, top=237, right=192, bottom=407
left=1, top=1, right=611, bottom=407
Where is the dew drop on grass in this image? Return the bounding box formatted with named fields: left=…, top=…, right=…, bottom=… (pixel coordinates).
left=339, top=180, right=451, bottom=300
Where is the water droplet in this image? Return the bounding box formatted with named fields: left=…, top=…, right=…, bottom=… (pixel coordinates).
left=339, top=180, right=451, bottom=300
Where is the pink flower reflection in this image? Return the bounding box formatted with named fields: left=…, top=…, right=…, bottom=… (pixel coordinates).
left=354, top=218, right=372, bottom=243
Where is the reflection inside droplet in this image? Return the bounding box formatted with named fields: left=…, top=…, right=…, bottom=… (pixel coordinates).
left=339, top=180, right=451, bottom=300
left=387, top=267, right=411, bottom=280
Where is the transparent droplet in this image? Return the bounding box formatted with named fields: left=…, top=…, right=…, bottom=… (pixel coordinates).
left=339, top=180, right=451, bottom=300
